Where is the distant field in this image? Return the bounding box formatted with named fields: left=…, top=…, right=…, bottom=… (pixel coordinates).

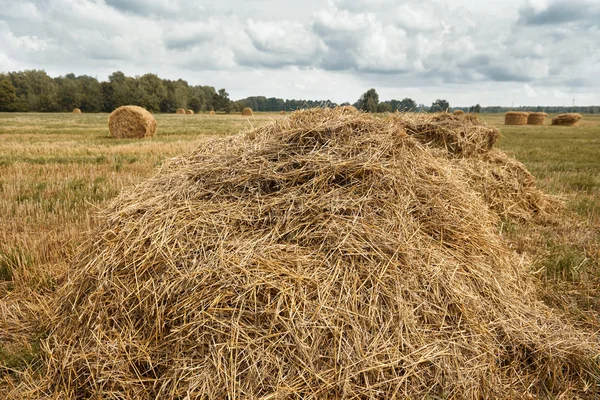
left=0, top=111, right=599, bottom=379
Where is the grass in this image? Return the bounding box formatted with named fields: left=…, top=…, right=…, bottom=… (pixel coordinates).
left=0, top=111, right=599, bottom=389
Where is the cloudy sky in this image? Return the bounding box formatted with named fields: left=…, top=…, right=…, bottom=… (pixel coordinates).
left=1, top=0, right=598, bottom=106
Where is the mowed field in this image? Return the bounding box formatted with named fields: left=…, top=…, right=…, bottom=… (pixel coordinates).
left=1, top=112, right=599, bottom=377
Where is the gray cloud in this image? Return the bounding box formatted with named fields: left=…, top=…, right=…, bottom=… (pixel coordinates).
left=518, top=1, right=600, bottom=26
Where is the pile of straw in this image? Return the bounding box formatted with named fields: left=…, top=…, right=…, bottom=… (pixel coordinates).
left=176, top=108, right=186, bottom=115
left=241, top=107, right=253, bottom=116
left=108, top=106, right=156, bottom=139
left=186, top=109, right=194, bottom=115
left=505, top=111, right=529, bottom=125
left=527, top=112, right=547, bottom=125
left=72, top=108, right=81, bottom=114
left=552, top=113, right=582, bottom=126
left=18, top=109, right=599, bottom=399
left=453, top=109, right=464, bottom=115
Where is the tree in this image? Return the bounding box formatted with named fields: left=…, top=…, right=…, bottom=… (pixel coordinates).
left=377, top=102, right=392, bottom=113
left=213, top=88, right=230, bottom=113
left=0, top=79, right=18, bottom=111
left=469, top=104, right=482, bottom=113
left=429, top=99, right=450, bottom=113
left=189, top=97, right=202, bottom=113
left=356, top=88, right=379, bottom=113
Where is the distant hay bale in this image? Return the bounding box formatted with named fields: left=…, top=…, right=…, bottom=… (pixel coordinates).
left=108, top=105, right=156, bottom=139
left=280, top=110, right=286, bottom=115
left=505, top=111, right=529, bottom=125
left=339, top=105, right=359, bottom=114
left=176, top=108, right=186, bottom=115
left=453, top=110, right=465, bottom=116
left=209, top=110, right=216, bottom=115
left=527, top=112, right=547, bottom=125
left=72, top=108, right=81, bottom=114
left=242, top=107, right=253, bottom=116
left=552, top=113, right=582, bottom=126
left=186, top=109, right=194, bottom=115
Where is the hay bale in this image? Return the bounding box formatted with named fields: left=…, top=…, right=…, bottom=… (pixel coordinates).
left=72, top=108, right=81, bottom=114
left=241, top=107, right=253, bottom=116
left=108, top=105, right=156, bottom=139
left=552, top=113, right=582, bottom=126
left=279, top=110, right=286, bottom=115
left=176, top=108, right=186, bottom=115
left=209, top=110, right=216, bottom=115
left=453, top=110, right=465, bottom=116
left=339, top=105, right=359, bottom=114
left=527, top=112, right=547, bottom=125
left=186, top=109, right=194, bottom=115
left=505, top=111, right=529, bottom=125
left=23, top=108, right=599, bottom=399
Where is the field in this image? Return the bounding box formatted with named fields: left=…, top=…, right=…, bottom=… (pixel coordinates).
left=1, top=112, right=599, bottom=388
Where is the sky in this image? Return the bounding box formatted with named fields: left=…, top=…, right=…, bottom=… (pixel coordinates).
left=0, top=0, right=599, bottom=106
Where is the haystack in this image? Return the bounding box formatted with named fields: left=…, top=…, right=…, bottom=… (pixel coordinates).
left=108, top=106, right=156, bottom=139
left=176, top=108, right=186, bottom=115
left=505, top=111, right=529, bottom=125
left=241, top=107, right=253, bottom=116
left=186, top=109, right=194, bottom=115
left=18, top=109, right=599, bottom=399
left=72, top=108, right=81, bottom=114
left=552, top=113, right=582, bottom=126
left=339, top=105, right=359, bottom=114
left=527, top=112, right=547, bottom=125
left=453, top=109, right=465, bottom=115
left=209, top=110, right=215, bottom=115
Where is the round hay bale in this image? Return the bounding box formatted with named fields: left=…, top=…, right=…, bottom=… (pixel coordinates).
left=527, top=112, right=547, bottom=125
left=279, top=110, right=286, bottom=115
left=504, top=111, right=529, bottom=125
left=186, top=109, right=194, bottom=115
left=72, top=108, right=81, bottom=114
left=339, top=105, right=359, bottom=114
left=30, top=108, right=599, bottom=399
left=108, top=106, right=156, bottom=139
left=453, top=110, right=465, bottom=116
left=176, top=108, right=186, bottom=115
left=551, top=113, right=582, bottom=126
left=242, top=107, right=253, bottom=116
left=209, top=110, right=216, bottom=115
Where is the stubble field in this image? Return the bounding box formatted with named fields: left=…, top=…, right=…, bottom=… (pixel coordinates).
left=1, top=111, right=599, bottom=384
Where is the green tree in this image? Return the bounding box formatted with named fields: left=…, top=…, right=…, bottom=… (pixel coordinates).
left=356, top=88, right=379, bottom=113
left=377, top=102, right=392, bottom=113
left=0, top=79, right=18, bottom=111
left=189, top=97, right=202, bottom=113
left=469, top=104, right=482, bottom=113
left=429, top=99, right=450, bottom=113
left=213, top=88, right=230, bottom=113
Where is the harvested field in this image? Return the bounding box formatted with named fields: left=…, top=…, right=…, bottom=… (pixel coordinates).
left=0, top=111, right=599, bottom=399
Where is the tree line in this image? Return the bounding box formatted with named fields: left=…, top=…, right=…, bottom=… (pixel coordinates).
left=0, top=70, right=598, bottom=114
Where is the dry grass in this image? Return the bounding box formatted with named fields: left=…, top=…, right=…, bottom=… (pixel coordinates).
left=1, top=111, right=599, bottom=398
left=552, top=113, right=582, bottom=126
left=8, top=109, right=599, bottom=398
left=505, top=111, right=529, bottom=125
left=108, top=106, right=156, bottom=139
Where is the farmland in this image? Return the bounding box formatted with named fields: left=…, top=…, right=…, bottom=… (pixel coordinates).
left=1, top=111, right=599, bottom=392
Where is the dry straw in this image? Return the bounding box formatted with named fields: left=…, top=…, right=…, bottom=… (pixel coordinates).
left=552, top=113, right=582, bottom=126
left=527, top=112, right=547, bottom=125
left=108, top=105, right=156, bottom=139
left=72, top=108, right=81, bottom=114
left=241, top=107, right=253, bottom=116
left=186, top=109, right=194, bottom=115
left=17, top=108, right=599, bottom=399
left=505, top=111, right=529, bottom=125
left=176, top=108, right=186, bottom=115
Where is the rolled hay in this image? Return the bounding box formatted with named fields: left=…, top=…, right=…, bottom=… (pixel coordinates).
left=108, top=106, right=156, bottom=139
left=453, top=109, right=465, bottom=115
left=241, top=107, right=253, bottom=116
left=339, top=105, right=359, bottom=114
left=552, top=113, right=582, bottom=126
left=527, top=112, right=547, bottom=125
left=72, top=108, right=81, bottom=114
left=186, top=109, right=194, bottom=115
left=279, top=110, right=286, bottom=115
left=209, top=110, right=215, bottom=115
left=176, top=108, right=186, bottom=115
left=505, top=111, right=529, bottom=125
left=18, top=108, right=599, bottom=399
